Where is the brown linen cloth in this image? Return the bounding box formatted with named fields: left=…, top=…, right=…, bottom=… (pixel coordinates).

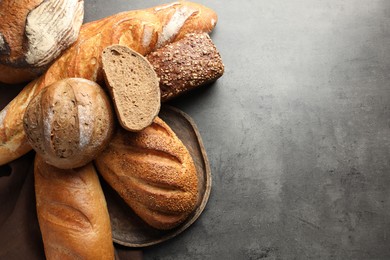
left=0, top=84, right=143, bottom=260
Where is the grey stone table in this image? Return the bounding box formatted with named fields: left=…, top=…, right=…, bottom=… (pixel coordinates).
left=87, top=0, right=390, bottom=259
left=3, top=0, right=390, bottom=259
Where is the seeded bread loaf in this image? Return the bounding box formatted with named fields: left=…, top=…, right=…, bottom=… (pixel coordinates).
left=23, top=78, right=114, bottom=169
left=102, top=45, right=160, bottom=132
left=34, top=155, right=114, bottom=260
left=146, top=33, right=224, bottom=101
left=95, top=117, right=198, bottom=230
left=0, top=0, right=84, bottom=84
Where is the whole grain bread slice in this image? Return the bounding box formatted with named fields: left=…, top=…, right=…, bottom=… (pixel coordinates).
left=102, top=44, right=160, bottom=132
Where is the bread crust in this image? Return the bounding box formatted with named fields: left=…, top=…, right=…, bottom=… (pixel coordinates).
left=95, top=117, right=198, bottom=230
left=0, top=1, right=217, bottom=165
left=23, top=78, right=114, bottom=169
left=34, top=156, right=115, bottom=260
left=0, top=0, right=43, bottom=63
left=0, top=0, right=84, bottom=84
left=147, top=33, right=224, bottom=101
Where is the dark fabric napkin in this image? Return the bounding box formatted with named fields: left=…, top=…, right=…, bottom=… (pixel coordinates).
left=0, top=84, right=143, bottom=259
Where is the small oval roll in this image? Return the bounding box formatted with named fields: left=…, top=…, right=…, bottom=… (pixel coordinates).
left=34, top=155, right=115, bottom=260
left=23, top=78, right=114, bottom=169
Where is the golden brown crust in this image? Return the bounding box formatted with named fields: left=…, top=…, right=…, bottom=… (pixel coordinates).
left=0, top=1, right=217, bottom=165
left=23, top=78, right=114, bottom=169
left=95, top=117, right=198, bottom=230
left=34, top=155, right=114, bottom=260
left=0, top=78, right=42, bottom=165
left=43, top=1, right=217, bottom=85
left=147, top=33, right=224, bottom=101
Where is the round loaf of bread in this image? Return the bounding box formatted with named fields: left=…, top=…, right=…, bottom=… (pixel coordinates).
left=23, top=78, right=114, bottom=169
left=0, top=0, right=84, bottom=84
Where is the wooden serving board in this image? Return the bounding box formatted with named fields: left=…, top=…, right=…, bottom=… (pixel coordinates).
left=101, top=105, right=212, bottom=247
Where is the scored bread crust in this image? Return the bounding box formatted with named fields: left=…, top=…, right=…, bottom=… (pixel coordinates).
left=23, top=78, right=114, bottom=169
left=0, top=0, right=84, bottom=84
left=34, top=156, right=115, bottom=260
left=0, top=1, right=217, bottom=166
left=0, top=0, right=43, bottom=64
left=95, top=117, right=199, bottom=230
left=102, top=45, right=160, bottom=132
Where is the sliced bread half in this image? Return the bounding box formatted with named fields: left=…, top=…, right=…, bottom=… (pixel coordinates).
left=102, top=44, right=160, bottom=132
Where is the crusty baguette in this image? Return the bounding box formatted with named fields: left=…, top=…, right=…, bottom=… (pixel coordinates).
left=0, top=1, right=217, bottom=166
left=95, top=117, right=198, bottom=230
left=24, top=78, right=114, bottom=169
left=0, top=78, right=43, bottom=165
left=0, top=0, right=84, bottom=84
left=102, top=45, right=160, bottom=132
left=34, top=155, right=114, bottom=260
left=147, top=33, right=224, bottom=101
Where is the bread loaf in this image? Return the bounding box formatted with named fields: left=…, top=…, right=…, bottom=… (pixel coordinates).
left=102, top=45, right=160, bottom=132
left=34, top=155, right=114, bottom=260
left=0, top=78, right=43, bottom=165
left=23, top=78, right=114, bottom=169
left=0, top=0, right=84, bottom=84
left=0, top=1, right=217, bottom=166
left=95, top=117, right=198, bottom=230
left=147, top=33, right=224, bottom=101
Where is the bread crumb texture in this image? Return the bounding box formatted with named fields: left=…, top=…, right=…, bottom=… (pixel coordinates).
left=102, top=45, right=160, bottom=132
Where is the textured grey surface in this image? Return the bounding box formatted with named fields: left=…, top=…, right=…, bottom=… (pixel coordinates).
left=85, top=1, right=390, bottom=259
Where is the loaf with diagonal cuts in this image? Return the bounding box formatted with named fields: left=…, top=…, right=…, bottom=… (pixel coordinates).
left=0, top=1, right=217, bottom=166
left=95, top=117, right=198, bottom=230
left=23, top=78, right=114, bottom=169
left=34, top=155, right=115, bottom=260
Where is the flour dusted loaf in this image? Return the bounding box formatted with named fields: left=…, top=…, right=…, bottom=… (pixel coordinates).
left=0, top=1, right=218, bottom=165
left=34, top=155, right=115, bottom=260
left=102, top=45, right=160, bottom=132
left=0, top=0, right=84, bottom=84
left=95, top=117, right=198, bottom=230
left=23, top=78, right=114, bottom=169
left=147, top=33, right=224, bottom=101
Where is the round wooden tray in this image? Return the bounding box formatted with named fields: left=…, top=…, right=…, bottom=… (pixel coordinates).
left=101, top=105, right=212, bottom=247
